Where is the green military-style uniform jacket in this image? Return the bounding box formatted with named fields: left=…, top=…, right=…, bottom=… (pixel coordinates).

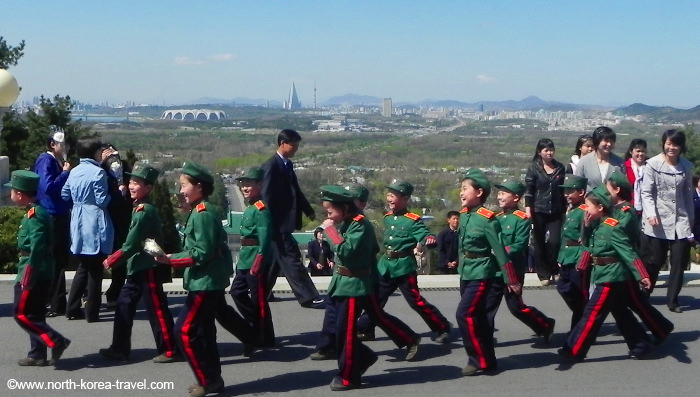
left=170, top=200, right=233, bottom=291
left=458, top=206, right=518, bottom=284
left=613, top=201, right=640, bottom=247
left=557, top=203, right=587, bottom=267
left=103, top=201, right=164, bottom=275
left=237, top=198, right=273, bottom=271
left=325, top=214, right=379, bottom=297
left=377, top=209, right=433, bottom=278
left=495, top=208, right=530, bottom=277
left=577, top=216, right=649, bottom=284
left=16, top=204, right=54, bottom=289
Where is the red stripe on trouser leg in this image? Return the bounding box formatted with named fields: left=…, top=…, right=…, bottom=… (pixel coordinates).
left=368, top=294, right=413, bottom=345
left=572, top=285, right=610, bottom=355
left=181, top=294, right=207, bottom=385
left=626, top=281, right=666, bottom=339
left=407, top=274, right=446, bottom=330
left=341, top=297, right=357, bottom=385
left=16, top=289, right=56, bottom=348
left=147, top=269, right=175, bottom=356
left=465, top=281, right=488, bottom=369
left=257, top=276, right=266, bottom=332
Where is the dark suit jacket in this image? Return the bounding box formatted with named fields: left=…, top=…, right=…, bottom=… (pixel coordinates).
left=261, top=153, right=314, bottom=233
left=307, top=239, right=334, bottom=269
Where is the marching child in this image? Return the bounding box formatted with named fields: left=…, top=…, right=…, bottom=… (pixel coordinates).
left=555, top=174, right=589, bottom=331
left=355, top=179, right=451, bottom=349
left=319, top=185, right=419, bottom=391
left=230, top=167, right=275, bottom=348
left=157, top=161, right=252, bottom=397
left=487, top=179, right=555, bottom=341
left=605, top=171, right=674, bottom=345
left=560, top=186, right=654, bottom=362
left=7, top=170, right=71, bottom=367
left=456, top=169, right=521, bottom=376
left=99, top=164, right=179, bottom=363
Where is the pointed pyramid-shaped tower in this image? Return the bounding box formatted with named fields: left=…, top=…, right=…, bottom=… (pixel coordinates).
left=286, top=82, right=301, bottom=110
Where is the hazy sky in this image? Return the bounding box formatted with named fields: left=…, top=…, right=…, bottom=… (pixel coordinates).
left=3, top=1, right=699, bottom=107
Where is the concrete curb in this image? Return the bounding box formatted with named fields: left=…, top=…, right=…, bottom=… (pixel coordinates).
left=2, top=264, right=700, bottom=293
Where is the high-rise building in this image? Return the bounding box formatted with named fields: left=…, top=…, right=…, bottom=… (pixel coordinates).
left=382, top=98, right=392, bottom=117
left=285, top=82, right=301, bottom=110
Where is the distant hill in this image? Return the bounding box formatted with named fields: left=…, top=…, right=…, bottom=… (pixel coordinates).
left=616, top=103, right=700, bottom=122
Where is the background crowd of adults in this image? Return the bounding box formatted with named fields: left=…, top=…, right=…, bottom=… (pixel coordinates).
left=518, top=126, right=695, bottom=313
left=30, top=125, right=697, bottom=320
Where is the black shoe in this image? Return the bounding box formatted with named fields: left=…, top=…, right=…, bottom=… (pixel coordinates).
left=357, top=332, right=375, bottom=342
left=302, top=297, right=326, bottom=309
left=542, top=318, right=556, bottom=344
left=50, top=338, right=71, bottom=366
left=629, top=344, right=653, bottom=360
left=99, top=348, right=128, bottom=362
left=243, top=344, right=257, bottom=358
left=46, top=310, right=65, bottom=318
left=66, top=313, right=85, bottom=321
left=557, top=347, right=583, bottom=363
left=17, top=357, right=48, bottom=367
left=329, top=376, right=360, bottom=391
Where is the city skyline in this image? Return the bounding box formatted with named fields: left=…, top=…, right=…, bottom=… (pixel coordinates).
left=3, top=1, right=700, bottom=108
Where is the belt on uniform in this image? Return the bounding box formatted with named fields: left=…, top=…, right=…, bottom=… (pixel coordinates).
left=592, top=256, right=620, bottom=265
left=565, top=240, right=582, bottom=246
left=335, top=265, right=371, bottom=278
left=463, top=252, right=490, bottom=259
left=386, top=250, right=412, bottom=259
left=240, top=237, right=259, bottom=246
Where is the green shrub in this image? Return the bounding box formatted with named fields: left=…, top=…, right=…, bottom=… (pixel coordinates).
left=0, top=206, right=25, bottom=274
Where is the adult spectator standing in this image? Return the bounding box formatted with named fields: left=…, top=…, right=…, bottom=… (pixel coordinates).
left=33, top=127, right=71, bottom=317
left=100, top=144, right=132, bottom=309
left=623, top=139, right=648, bottom=215
left=524, top=138, right=566, bottom=286
left=307, top=228, right=334, bottom=276
left=261, top=129, right=324, bottom=308
left=641, top=129, right=694, bottom=313
left=436, top=211, right=460, bottom=274
left=62, top=138, right=114, bottom=322
left=574, top=126, right=624, bottom=191
left=565, top=134, right=594, bottom=174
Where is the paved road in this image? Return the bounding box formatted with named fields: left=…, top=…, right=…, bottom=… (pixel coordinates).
left=1, top=284, right=699, bottom=396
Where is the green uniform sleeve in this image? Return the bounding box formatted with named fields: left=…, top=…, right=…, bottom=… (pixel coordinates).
left=610, top=225, right=649, bottom=280
left=25, top=215, right=50, bottom=289
left=411, top=217, right=433, bottom=245
left=256, top=208, right=273, bottom=259
left=170, top=210, right=220, bottom=267
left=485, top=219, right=517, bottom=284
left=507, top=217, right=530, bottom=258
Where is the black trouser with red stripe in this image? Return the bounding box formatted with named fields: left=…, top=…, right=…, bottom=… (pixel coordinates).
left=563, top=281, right=652, bottom=359
left=356, top=271, right=450, bottom=336
left=230, top=269, right=275, bottom=347
left=14, top=281, right=69, bottom=360
left=110, top=268, right=177, bottom=358
left=623, top=280, right=674, bottom=344
left=333, top=294, right=418, bottom=385
left=556, top=266, right=588, bottom=332
left=176, top=291, right=224, bottom=388
left=319, top=292, right=418, bottom=354
left=485, top=276, right=553, bottom=337
left=456, top=279, right=497, bottom=370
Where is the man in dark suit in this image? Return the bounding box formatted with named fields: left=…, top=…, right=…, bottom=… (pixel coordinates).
left=261, top=129, right=324, bottom=308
